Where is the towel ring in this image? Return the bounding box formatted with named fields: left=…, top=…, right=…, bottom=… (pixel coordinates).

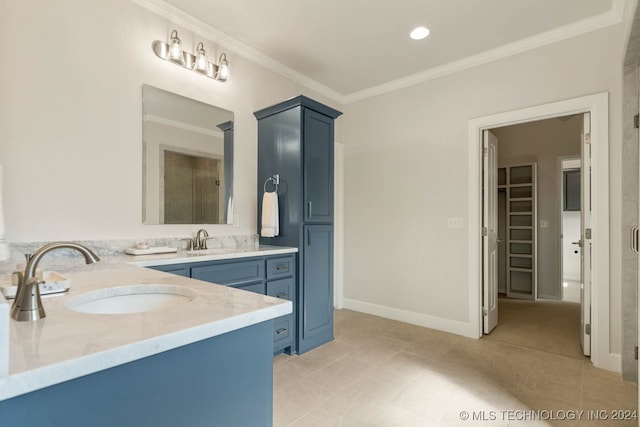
left=263, top=174, right=279, bottom=193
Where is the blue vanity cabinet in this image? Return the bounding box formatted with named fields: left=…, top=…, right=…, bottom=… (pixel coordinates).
left=255, top=96, right=342, bottom=354
left=147, top=253, right=296, bottom=354
left=1, top=321, right=274, bottom=427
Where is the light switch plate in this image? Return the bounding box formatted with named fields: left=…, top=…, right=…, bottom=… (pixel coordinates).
left=447, top=217, right=464, bottom=229
left=540, top=219, right=550, bottom=229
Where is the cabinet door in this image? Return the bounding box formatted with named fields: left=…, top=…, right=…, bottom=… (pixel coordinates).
left=303, top=109, right=334, bottom=223
left=299, top=225, right=333, bottom=353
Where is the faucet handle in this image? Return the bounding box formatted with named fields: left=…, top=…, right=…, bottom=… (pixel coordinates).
left=202, top=236, right=217, bottom=250
left=24, top=253, right=33, bottom=262
left=181, top=238, right=195, bottom=251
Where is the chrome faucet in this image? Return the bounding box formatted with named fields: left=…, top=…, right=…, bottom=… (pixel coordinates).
left=11, top=242, right=100, bottom=321
left=182, top=229, right=215, bottom=251
left=195, top=229, right=209, bottom=250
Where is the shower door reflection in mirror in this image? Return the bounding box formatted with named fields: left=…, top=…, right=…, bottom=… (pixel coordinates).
left=142, top=85, right=234, bottom=224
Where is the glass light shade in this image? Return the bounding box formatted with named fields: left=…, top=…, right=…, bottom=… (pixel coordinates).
left=168, top=31, right=184, bottom=64
left=216, top=53, right=230, bottom=81
left=195, top=42, right=208, bottom=73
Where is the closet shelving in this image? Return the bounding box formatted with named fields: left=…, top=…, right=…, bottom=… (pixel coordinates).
left=498, top=163, right=537, bottom=300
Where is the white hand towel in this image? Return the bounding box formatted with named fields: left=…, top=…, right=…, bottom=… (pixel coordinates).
left=260, top=192, right=279, bottom=237
left=226, top=195, right=234, bottom=225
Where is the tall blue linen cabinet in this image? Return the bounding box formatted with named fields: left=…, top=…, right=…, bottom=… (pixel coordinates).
left=255, top=96, right=342, bottom=354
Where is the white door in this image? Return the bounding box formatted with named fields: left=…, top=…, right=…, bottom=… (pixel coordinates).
left=580, top=113, right=592, bottom=356
left=483, top=130, right=498, bottom=333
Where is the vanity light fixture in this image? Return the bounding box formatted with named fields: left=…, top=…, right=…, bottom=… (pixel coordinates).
left=152, top=30, right=231, bottom=82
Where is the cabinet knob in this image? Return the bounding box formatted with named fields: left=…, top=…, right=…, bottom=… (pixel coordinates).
left=276, top=264, right=287, bottom=271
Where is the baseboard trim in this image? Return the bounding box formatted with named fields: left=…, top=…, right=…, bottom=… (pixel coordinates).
left=342, top=298, right=477, bottom=339
left=595, top=351, right=622, bottom=373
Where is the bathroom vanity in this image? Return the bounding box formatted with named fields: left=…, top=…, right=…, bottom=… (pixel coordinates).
left=148, top=252, right=297, bottom=354
left=0, top=246, right=296, bottom=427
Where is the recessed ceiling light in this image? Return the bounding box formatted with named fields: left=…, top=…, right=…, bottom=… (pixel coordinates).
left=410, top=26, right=430, bottom=40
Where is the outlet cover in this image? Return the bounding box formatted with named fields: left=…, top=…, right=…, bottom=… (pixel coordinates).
left=447, top=217, right=464, bottom=229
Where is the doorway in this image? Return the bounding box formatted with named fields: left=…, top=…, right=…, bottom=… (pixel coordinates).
left=483, top=116, right=583, bottom=358
left=468, top=92, right=614, bottom=370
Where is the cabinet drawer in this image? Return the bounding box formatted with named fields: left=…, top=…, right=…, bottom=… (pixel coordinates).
left=273, top=316, right=292, bottom=345
left=191, top=259, right=263, bottom=286
left=266, top=256, right=294, bottom=280
left=230, top=281, right=265, bottom=295
left=266, top=277, right=294, bottom=301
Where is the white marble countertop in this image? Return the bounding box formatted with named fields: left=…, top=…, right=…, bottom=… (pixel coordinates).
left=124, top=244, right=298, bottom=267
left=0, top=245, right=297, bottom=401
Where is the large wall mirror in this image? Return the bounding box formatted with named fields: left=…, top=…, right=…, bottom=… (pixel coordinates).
left=142, top=85, right=234, bottom=225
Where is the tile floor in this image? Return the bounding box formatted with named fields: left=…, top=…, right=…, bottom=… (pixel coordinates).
left=273, top=309, right=637, bottom=427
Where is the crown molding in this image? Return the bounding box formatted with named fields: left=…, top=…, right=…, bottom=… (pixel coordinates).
left=130, top=0, right=346, bottom=104
left=132, top=0, right=625, bottom=106
left=345, top=3, right=627, bottom=103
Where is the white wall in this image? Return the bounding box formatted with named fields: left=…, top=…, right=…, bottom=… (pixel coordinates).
left=0, top=0, right=342, bottom=243
left=343, top=24, right=624, bottom=355
left=492, top=116, right=582, bottom=299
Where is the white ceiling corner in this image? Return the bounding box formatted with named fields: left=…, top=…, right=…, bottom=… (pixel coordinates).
left=133, top=0, right=626, bottom=105
left=345, top=2, right=625, bottom=103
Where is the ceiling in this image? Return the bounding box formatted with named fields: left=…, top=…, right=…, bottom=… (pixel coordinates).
left=159, top=0, right=625, bottom=101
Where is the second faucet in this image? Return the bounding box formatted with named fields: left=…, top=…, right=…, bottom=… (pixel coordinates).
left=184, top=229, right=214, bottom=250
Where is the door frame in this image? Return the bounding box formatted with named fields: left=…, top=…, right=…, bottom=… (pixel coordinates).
left=467, top=92, right=616, bottom=371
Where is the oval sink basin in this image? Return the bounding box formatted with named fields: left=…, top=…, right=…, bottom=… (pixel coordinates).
left=67, top=285, right=196, bottom=315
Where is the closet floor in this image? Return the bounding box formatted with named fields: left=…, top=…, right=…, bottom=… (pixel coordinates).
left=486, top=296, right=583, bottom=360
left=562, top=280, right=581, bottom=303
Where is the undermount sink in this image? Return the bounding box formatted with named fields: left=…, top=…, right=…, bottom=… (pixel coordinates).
left=67, top=285, right=196, bottom=315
